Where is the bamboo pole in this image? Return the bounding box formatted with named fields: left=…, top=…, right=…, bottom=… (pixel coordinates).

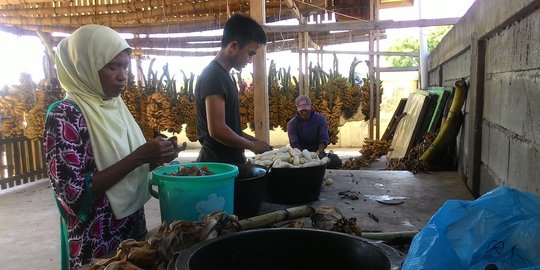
left=362, top=230, right=418, bottom=244
left=238, top=205, right=315, bottom=230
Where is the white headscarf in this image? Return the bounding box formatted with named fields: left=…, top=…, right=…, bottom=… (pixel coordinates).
left=55, top=24, right=150, bottom=219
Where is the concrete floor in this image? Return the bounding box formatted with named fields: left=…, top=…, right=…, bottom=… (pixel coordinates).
left=0, top=148, right=444, bottom=270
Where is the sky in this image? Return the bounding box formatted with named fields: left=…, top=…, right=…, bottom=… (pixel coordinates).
left=0, top=0, right=475, bottom=88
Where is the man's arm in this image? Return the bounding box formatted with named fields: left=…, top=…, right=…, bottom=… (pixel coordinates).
left=205, top=94, right=272, bottom=154
left=206, top=94, right=255, bottom=149
left=318, top=114, right=330, bottom=153
left=242, top=132, right=257, bottom=141
left=287, top=119, right=301, bottom=149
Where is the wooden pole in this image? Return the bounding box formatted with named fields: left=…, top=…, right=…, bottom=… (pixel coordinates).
left=250, top=0, right=269, bottom=143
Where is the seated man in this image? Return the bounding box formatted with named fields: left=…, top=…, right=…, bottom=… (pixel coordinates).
left=287, top=95, right=330, bottom=155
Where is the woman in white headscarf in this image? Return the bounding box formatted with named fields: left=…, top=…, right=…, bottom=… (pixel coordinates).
left=44, top=24, right=177, bottom=270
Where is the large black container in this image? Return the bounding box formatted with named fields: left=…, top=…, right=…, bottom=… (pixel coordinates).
left=234, top=164, right=268, bottom=219
left=264, top=164, right=326, bottom=204
left=173, top=228, right=403, bottom=270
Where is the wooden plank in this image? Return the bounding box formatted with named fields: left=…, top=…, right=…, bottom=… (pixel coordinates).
left=413, top=90, right=436, bottom=146
left=381, top=98, right=407, bottom=142
left=426, top=87, right=451, bottom=133
left=387, top=92, right=430, bottom=159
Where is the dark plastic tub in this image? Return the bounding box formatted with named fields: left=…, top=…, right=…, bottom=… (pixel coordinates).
left=264, top=164, right=326, bottom=204
left=173, top=228, right=403, bottom=270
left=234, top=164, right=268, bottom=219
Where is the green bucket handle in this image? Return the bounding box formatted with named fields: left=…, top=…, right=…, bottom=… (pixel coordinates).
left=149, top=168, right=160, bottom=199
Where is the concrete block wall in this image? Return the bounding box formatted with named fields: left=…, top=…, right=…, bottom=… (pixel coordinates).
left=428, top=0, right=540, bottom=196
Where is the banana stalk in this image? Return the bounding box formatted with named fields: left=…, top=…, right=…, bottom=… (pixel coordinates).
left=419, top=79, right=468, bottom=164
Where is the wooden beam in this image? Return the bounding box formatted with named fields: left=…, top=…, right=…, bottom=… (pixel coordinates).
left=283, top=0, right=306, bottom=24
left=0, top=0, right=250, bottom=18
left=0, top=11, right=231, bottom=27
left=0, top=8, right=305, bottom=34
left=291, top=48, right=417, bottom=57
left=138, top=48, right=218, bottom=57
left=263, top=17, right=461, bottom=33
left=377, top=66, right=418, bottom=72
left=0, top=0, right=55, bottom=4
left=313, top=33, right=386, bottom=46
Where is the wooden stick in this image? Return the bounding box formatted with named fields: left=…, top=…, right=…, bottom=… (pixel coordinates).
left=238, top=205, right=315, bottom=230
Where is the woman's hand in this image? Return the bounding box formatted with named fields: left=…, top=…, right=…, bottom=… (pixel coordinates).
left=131, top=137, right=177, bottom=166
left=92, top=138, right=176, bottom=195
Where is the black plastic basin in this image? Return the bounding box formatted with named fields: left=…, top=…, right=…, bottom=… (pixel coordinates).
left=174, top=228, right=403, bottom=270
left=265, top=164, right=326, bottom=204
left=234, top=164, right=268, bottom=219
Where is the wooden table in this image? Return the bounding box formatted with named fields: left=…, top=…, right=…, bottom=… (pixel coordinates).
left=260, top=170, right=473, bottom=233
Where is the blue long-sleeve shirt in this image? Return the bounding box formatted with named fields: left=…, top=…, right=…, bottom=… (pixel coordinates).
left=287, top=111, right=329, bottom=152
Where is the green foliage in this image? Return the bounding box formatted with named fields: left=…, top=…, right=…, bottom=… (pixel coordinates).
left=386, top=25, right=452, bottom=67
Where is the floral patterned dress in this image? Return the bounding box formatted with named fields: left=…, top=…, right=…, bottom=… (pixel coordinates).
left=44, top=100, right=147, bottom=270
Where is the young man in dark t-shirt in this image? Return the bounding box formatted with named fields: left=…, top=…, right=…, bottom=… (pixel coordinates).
left=195, top=14, right=273, bottom=164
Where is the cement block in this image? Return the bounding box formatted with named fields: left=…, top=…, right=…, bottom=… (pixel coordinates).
left=486, top=10, right=540, bottom=73
left=521, top=70, right=540, bottom=144
left=442, top=50, right=471, bottom=83
left=485, top=27, right=514, bottom=73
left=479, top=164, right=502, bottom=196
left=487, top=127, right=509, bottom=182
left=483, top=75, right=502, bottom=124
left=428, top=67, right=440, bottom=86
left=510, top=13, right=540, bottom=70
left=500, top=73, right=527, bottom=137
left=508, top=138, right=540, bottom=194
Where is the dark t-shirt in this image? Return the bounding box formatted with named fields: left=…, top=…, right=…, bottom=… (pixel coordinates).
left=195, top=60, right=245, bottom=164
left=287, top=111, right=330, bottom=152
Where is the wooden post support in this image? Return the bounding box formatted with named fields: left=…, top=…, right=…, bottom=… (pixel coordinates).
left=250, top=0, right=270, bottom=142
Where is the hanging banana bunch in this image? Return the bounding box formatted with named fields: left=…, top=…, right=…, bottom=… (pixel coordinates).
left=359, top=71, right=384, bottom=122
left=24, top=79, right=66, bottom=140
left=146, top=92, right=173, bottom=134
left=168, top=95, right=183, bottom=134
left=238, top=71, right=254, bottom=131
left=25, top=79, right=66, bottom=140
left=0, top=77, right=36, bottom=138
left=178, top=70, right=198, bottom=142
left=120, top=70, right=153, bottom=139
left=139, top=62, right=179, bottom=137
left=25, top=90, right=47, bottom=140
left=276, top=66, right=297, bottom=132
left=321, top=66, right=344, bottom=145
left=183, top=96, right=198, bottom=142
left=122, top=75, right=144, bottom=124
left=161, top=65, right=183, bottom=134
left=341, top=58, right=363, bottom=119
left=267, top=60, right=281, bottom=130
left=309, top=63, right=329, bottom=116
left=138, top=96, right=154, bottom=140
